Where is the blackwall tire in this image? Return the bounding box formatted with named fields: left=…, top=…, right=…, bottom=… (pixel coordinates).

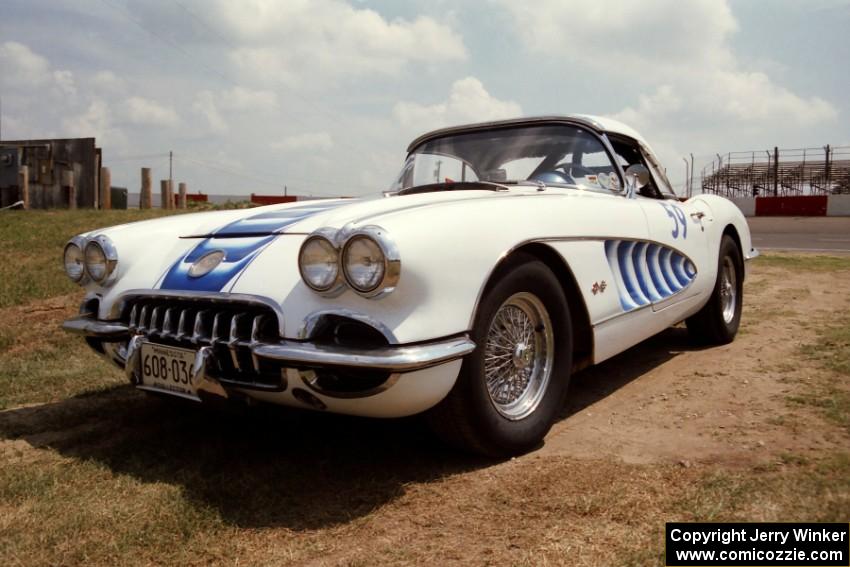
left=686, top=234, right=744, bottom=345
left=426, top=255, right=572, bottom=457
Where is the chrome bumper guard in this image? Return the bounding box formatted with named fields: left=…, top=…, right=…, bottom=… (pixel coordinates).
left=63, top=315, right=475, bottom=376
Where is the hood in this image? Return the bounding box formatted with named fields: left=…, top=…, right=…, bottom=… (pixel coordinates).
left=180, top=190, right=530, bottom=237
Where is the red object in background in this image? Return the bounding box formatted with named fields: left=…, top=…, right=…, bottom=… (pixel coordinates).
left=250, top=194, right=297, bottom=205
left=172, top=193, right=208, bottom=206
left=755, top=196, right=827, bottom=216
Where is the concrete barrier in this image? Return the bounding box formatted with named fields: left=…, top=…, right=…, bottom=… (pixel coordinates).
left=827, top=194, right=850, bottom=216
left=717, top=195, right=848, bottom=217
left=731, top=197, right=755, bottom=217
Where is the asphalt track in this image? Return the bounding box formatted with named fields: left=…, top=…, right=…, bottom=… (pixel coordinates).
left=747, top=217, right=850, bottom=253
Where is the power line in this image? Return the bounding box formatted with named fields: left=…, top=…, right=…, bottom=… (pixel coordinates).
left=170, top=0, right=238, bottom=50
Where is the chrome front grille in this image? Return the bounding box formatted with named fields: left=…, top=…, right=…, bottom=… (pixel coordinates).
left=121, top=296, right=284, bottom=389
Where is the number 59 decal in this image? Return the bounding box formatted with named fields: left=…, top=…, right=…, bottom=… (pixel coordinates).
left=660, top=203, right=688, bottom=239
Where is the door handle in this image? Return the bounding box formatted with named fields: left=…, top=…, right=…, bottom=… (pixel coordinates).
left=690, top=211, right=705, bottom=221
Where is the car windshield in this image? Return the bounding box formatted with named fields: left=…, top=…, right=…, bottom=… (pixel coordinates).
left=390, top=124, right=622, bottom=193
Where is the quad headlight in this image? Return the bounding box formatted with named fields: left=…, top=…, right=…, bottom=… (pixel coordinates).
left=298, top=233, right=341, bottom=293
left=63, top=238, right=86, bottom=282
left=342, top=235, right=386, bottom=293
left=298, top=226, right=400, bottom=298
left=63, top=235, right=118, bottom=285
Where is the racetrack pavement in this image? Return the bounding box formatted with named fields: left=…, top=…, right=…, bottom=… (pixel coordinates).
left=748, top=216, right=850, bottom=253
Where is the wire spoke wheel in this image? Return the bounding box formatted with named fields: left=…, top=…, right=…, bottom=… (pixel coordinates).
left=484, top=292, right=554, bottom=420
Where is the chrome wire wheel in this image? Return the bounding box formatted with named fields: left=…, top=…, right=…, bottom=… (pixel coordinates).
left=483, top=292, right=555, bottom=420
left=720, top=256, right=737, bottom=324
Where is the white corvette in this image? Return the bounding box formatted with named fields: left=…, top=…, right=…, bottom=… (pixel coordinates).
left=63, top=115, right=756, bottom=456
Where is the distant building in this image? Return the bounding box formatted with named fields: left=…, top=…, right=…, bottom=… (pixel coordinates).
left=0, top=137, right=102, bottom=208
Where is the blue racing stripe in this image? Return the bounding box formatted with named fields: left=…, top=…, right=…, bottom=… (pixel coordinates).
left=160, top=236, right=275, bottom=291
left=213, top=201, right=348, bottom=236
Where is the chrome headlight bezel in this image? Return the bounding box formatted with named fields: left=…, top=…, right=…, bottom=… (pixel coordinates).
left=297, top=228, right=344, bottom=296
left=82, top=234, right=119, bottom=285
left=63, top=236, right=88, bottom=283
left=340, top=226, right=400, bottom=299
left=298, top=225, right=400, bottom=299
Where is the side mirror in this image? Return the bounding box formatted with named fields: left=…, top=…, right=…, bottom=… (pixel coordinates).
left=624, top=164, right=650, bottom=198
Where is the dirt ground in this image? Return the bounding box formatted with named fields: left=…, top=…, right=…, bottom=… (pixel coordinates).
left=0, top=255, right=848, bottom=566
left=542, top=262, right=850, bottom=466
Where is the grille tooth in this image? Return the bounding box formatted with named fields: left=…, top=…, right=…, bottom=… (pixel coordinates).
left=138, top=305, right=148, bottom=333
left=149, top=306, right=161, bottom=335
left=162, top=308, right=174, bottom=337
left=192, top=310, right=209, bottom=344
left=250, top=314, right=265, bottom=372
left=176, top=309, right=188, bottom=340
left=229, top=313, right=247, bottom=371
left=250, top=314, right=265, bottom=343
left=211, top=312, right=222, bottom=344
left=128, top=305, right=138, bottom=330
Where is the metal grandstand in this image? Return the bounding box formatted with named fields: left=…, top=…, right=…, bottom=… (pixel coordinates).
left=700, top=145, right=850, bottom=198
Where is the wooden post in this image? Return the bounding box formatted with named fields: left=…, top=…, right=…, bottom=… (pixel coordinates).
left=160, top=180, right=175, bottom=209
left=18, top=165, right=29, bottom=210
left=178, top=182, right=187, bottom=209
left=61, top=169, right=76, bottom=210
left=140, top=168, right=152, bottom=209
left=100, top=167, right=112, bottom=210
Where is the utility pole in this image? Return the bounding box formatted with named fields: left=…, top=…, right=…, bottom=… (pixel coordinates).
left=689, top=153, right=694, bottom=198
left=169, top=150, right=173, bottom=185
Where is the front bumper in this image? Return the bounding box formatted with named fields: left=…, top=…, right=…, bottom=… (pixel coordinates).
left=63, top=314, right=475, bottom=407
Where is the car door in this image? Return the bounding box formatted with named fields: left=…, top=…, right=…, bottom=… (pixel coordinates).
left=634, top=146, right=713, bottom=312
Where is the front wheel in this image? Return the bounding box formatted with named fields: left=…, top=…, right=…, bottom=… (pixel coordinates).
left=426, top=256, right=572, bottom=457
left=686, top=234, right=743, bottom=344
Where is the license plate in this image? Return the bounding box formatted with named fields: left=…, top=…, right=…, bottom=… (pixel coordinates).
left=139, top=342, right=198, bottom=399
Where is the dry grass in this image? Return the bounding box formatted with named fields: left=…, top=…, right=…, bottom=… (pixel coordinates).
left=0, top=214, right=848, bottom=566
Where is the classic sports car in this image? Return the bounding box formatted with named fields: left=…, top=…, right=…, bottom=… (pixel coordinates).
left=63, top=115, right=757, bottom=456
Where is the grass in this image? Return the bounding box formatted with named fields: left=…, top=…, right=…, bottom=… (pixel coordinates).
left=754, top=253, right=850, bottom=272
left=789, top=310, right=850, bottom=431
left=1, top=216, right=850, bottom=565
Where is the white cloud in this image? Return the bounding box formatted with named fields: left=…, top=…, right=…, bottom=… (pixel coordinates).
left=393, top=76, right=522, bottom=133
left=495, top=0, right=838, bottom=169
left=61, top=99, right=126, bottom=149
left=192, top=91, right=228, bottom=133
left=91, top=70, right=125, bottom=93
left=213, top=0, right=467, bottom=84
left=271, top=132, right=334, bottom=152
left=219, top=86, right=278, bottom=112
left=125, top=96, right=180, bottom=127
left=0, top=41, right=75, bottom=96
left=0, top=41, right=52, bottom=86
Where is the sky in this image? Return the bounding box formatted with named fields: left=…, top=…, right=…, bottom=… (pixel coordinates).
left=1, top=0, right=848, bottom=197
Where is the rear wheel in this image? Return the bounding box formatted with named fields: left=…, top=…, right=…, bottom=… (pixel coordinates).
left=686, top=235, right=743, bottom=344
left=427, top=255, right=572, bottom=457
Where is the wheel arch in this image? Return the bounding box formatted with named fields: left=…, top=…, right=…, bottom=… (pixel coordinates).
left=477, top=242, right=594, bottom=372
left=722, top=223, right=745, bottom=279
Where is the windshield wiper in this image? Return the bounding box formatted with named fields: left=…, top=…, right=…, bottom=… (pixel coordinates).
left=396, top=180, right=511, bottom=196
